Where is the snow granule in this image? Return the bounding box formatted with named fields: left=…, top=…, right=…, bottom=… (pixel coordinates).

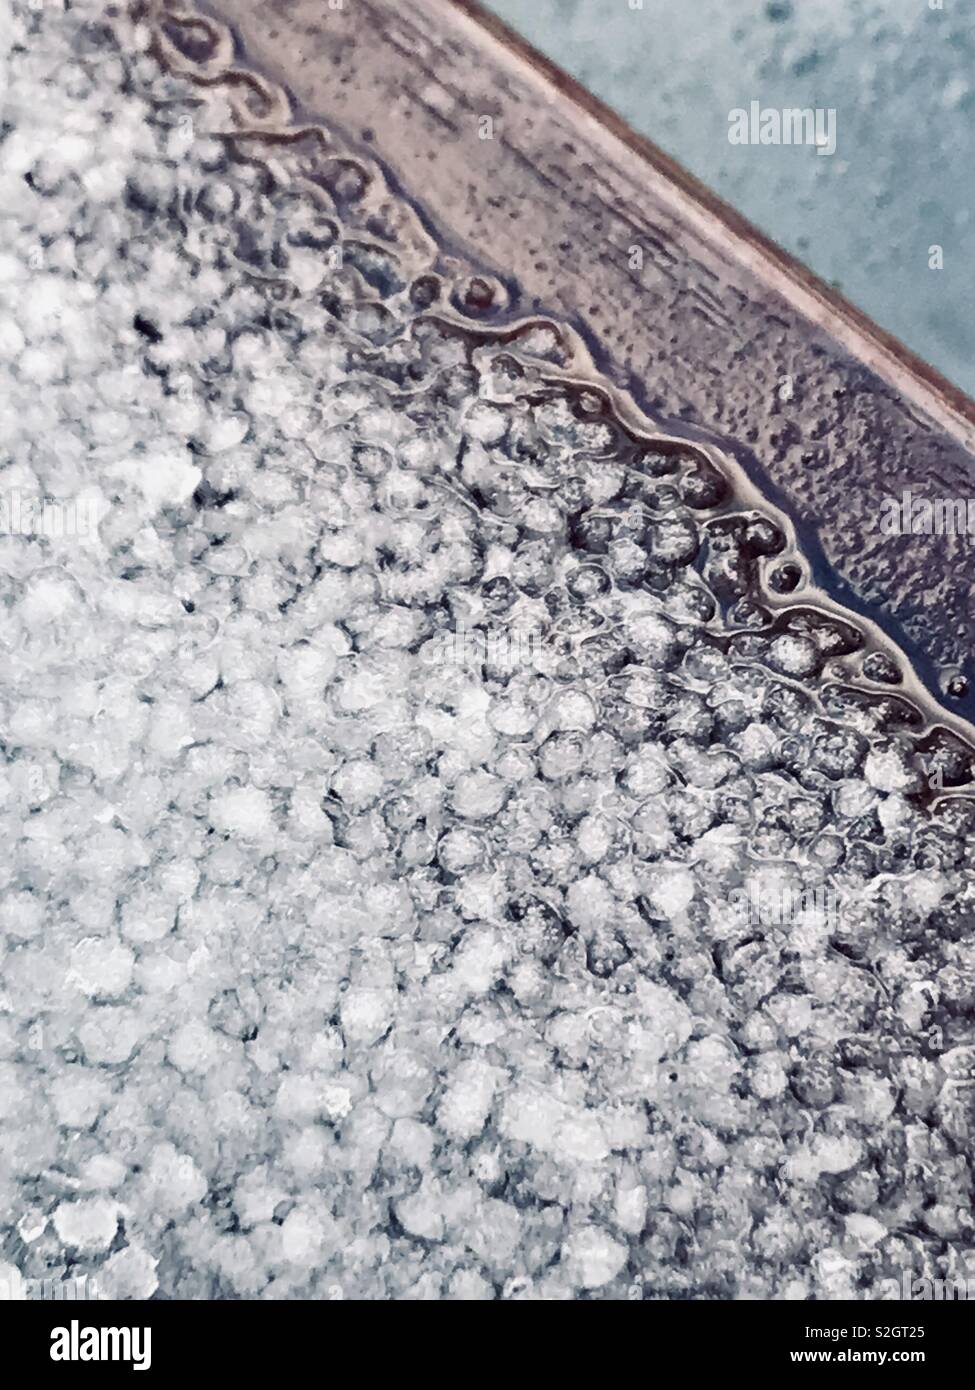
left=51, top=1199, right=119, bottom=1253
left=561, top=1227, right=628, bottom=1289
left=68, top=936, right=135, bottom=997
left=208, top=786, right=275, bottom=840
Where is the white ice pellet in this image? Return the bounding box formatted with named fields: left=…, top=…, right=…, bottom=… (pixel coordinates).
left=904, top=872, right=947, bottom=914
left=625, top=610, right=680, bottom=664
left=749, top=1054, right=788, bottom=1100
left=98, top=1245, right=160, bottom=1300
left=280, top=1207, right=333, bottom=1265
left=566, top=873, right=615, bottom=930
left=767, top=634, right=820, bottom=677
left=396, top=1187, right=445, bottom=1241
left=834, top=779, right=879, bottom=818
left=614, top=1180, right=648, bottom=1236
left=52, top=1199, right=119, bottom=1253
left=115, top=449, right=201, bottom=508
left=463, top=402, right=508, bottom=444
left=68, top=937, right=135, bottom=997
left=623, top=746, right=671, bottom=796
left=844, top=1214, right=887, bottom=1249
left=553, top=1112, right=610, bottom=1164
left=144, top=1144, right=208, bottom=1214
left=208, top=786, right=275, bottom=839
left=340, top=988, right=392, bottom=1047
left=576, top=812, right=614, bottom=862
left=437, top=1060, right=501, bottom=1139
left=78, top=1008, right=145, bottom=1065
left=49, top=1074, right=111, bottom=1129
left=645, top=866, right=695, bottom=918
left=864, top=746, right=917, bottom=793
left=561, top=1227, right=627, bottom=1289
left=633, top=980, right=693, bottom=1060
left=449, top=770, right=508, bottom=819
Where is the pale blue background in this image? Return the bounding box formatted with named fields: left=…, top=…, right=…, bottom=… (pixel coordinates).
left=484, top=0, right=975, bottom=395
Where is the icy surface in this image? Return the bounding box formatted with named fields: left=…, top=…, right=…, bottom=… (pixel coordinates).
left=0, top=1, right=973, bottom=1301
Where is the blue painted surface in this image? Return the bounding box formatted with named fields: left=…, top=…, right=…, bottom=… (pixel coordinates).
left=484, top=0, right=975, bottom=396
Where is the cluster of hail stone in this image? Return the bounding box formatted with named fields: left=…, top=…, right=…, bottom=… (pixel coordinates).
left=0, top=0, right=972, bottom=1301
